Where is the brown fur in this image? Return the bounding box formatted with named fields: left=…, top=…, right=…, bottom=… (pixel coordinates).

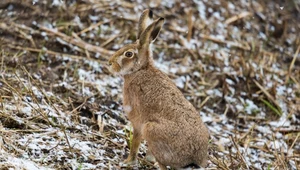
left=108, top=9, right=209, bottom=169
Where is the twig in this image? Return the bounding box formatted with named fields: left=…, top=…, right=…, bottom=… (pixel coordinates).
left=178, top=35, right=199, bottom=59
left=87, top=131, right=124, bottom=147
left=0, top=50, right=4, bottom=73
left=288, top=133, right=300, bottom=154
left=225, top=12, right=252, bottom=25
left=7, top=45, right=107, bottom=64
left=62, top=127, right=73, bottom=153
left=168, top=24, right=252, bottom=51
left=199, top=96, right=210, bottom=109
left=276, top=128, right=300, bottom=134
left=237, top=115, right=265, bottom=120
left=187, top=8, right=193, bottom=42
left=69, top=98, right=88, bottom=115
left=0, top=129, right=48, bottom=133
left=21, top=66, right=65, bottom=121
left=11, top=72, right=56, bottom=127
left=199, top=34, right=251, bottom=51
left=253, top=80, right=281, bottom=113
left=38, top=25, right=114, bottom=58
left=223, top=104, right=229, bottom=116
left=100, top=34, right=120, bottom=47
left=209, top=154, right=230, bottom=170
left=239, top=124, right=256, bottom=140
left=77, top=20, right=109, bottom=35
left=98, top=115, right=105, bottom=134
left=0, top=22, right=36, bottom=48
left=230, top=135, right=250, bottom=170
left=0, top=135, right=25, bottom=155
left=271, top=135, right=288, bottom=170
left=286, top=45, right=300, bottom=83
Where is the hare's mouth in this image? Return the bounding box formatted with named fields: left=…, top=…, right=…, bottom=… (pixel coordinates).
left=108, top=63, right=121, bottom=74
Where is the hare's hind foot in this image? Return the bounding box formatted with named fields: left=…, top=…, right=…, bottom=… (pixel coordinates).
left=177, top=163, right=205, bottom=170
left=123, top=156, right=138, bottom=165
left=145, top=150, right=156, bottom=163
left=157, top=162, right=168, bottom=170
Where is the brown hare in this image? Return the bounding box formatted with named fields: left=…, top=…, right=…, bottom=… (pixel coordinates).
left=108, top=9, right=209, bottom=170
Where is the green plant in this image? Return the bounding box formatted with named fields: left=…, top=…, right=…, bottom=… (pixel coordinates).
left=261, top=99, right=282, bottom=116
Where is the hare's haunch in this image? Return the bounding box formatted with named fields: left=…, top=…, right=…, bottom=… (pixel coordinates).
left=108, top=9, right=209, bottom=169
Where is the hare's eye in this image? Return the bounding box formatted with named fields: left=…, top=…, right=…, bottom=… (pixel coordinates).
left=125, top=51, right=133, bottom=58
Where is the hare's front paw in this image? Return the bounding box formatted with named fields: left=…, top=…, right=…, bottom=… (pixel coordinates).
left=123, top=156, right=138, bottom=165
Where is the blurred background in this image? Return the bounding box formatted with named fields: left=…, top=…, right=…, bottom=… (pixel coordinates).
left=0, top=0, right=299, bottom=169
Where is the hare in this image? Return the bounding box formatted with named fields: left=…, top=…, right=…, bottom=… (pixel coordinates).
left=108, top=9, right=209, bottom=170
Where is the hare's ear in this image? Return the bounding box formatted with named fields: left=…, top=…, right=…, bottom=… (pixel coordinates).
left=139, top=17, right=164, bottom=46
left=137, top=9, right=153, bottom=39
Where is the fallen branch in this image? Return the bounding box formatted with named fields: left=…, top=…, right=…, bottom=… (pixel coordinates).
left=168, top=24, right=251, bottom=51
left=7, top=45, right=106, bottom=64
left=199, top=34, right=251, bottom=51
left=38, top=25, right=114, bottom=59
left=77, top=20, right=110, bottom=35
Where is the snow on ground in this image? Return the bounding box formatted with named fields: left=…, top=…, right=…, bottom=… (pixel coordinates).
left=0, top=150, right=53, bottom=170
left=1, top=0, right=299, bottom=169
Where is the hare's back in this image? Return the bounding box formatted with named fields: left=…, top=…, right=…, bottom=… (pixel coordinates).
left=129, top=69, right=202, bottom=119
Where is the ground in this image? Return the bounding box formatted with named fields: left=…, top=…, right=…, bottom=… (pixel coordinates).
left=0, top=0, right=300, bottom=169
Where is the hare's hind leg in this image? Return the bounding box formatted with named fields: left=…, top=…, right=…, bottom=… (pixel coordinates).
left=142, top=121, right=176, bottom=169
left=145, top=149, right=156, bottom=163
left=198, top=155, right=208, bottom=168
left=157, top=162, right=168, bottom=170
left=124, top=128, right=142, bottom=165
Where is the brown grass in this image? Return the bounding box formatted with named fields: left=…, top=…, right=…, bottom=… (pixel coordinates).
left=0, top=0, right=299, bottom=169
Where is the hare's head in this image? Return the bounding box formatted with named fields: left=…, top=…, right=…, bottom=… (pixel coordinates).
left=108, top=9, right=164, bottom=75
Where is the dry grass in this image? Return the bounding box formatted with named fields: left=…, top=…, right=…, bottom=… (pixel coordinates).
left=0, top=0, right=300, bottom=169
